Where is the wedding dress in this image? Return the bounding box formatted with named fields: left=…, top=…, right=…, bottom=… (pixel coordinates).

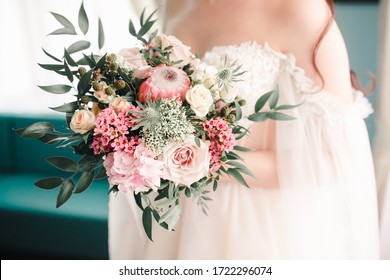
left=108, top=40, right=380, bottom=259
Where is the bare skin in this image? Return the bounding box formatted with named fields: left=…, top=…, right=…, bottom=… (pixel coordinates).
left=165, top=0, right=353, bottom=188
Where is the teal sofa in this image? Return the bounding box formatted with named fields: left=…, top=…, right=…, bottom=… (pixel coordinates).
left=0, top=114, right=109, bottom=259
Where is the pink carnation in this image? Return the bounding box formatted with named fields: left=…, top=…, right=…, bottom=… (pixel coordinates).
left=103, top=143, right=163, bottom=193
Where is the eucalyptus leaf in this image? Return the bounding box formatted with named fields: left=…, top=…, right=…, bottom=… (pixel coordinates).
left=213, top=180, right=218, bottom=191
left=95, top=53, right=107, bottom=70
left=142, top=206, right=153, bottom=241
left=35, top=177, right=63, bottom=190
left=50, top=101, right=78, bottom=113
left=14, top=122, right=54, bottom=139
left=63, top=60, right=73, bottom=82
left=233, top=145, right=254, bottom=152
left=47, top=156, right=78, bottom=172
left=98, top=17, right=105, bottom=49
left=267, top=112, right=295, bottom=121
left=75, top=169, right=94, bottom=193
left=64, top=49, right=78, bottom=67
left=49, top=12, right=76, bottom=35
left=38, top=133, right=62, bottom=144
left=78, top=54, right=95, bottom=67
left=48, top=28, right=77, bottom=36
left=138, top=20, right=157, bottom=39
left=56, top=179, right=75, bottom=208
left=276, top=104, right=301, bottom=110
left=248, top=112, right=268, bottom=122
left=254, top=91, right=273, bottom=113
left=67, top=40, right=91, bottom=54
left=38, top=64, right=64, bottom=71
left=226, top=168, right=250, bottom=188
left=235, top=101, right=242, bottom=120
left=128, top=19, right=136, bottom=36
left=38, top=84, right=72, bottom=94
left=78, top=1, right=89, bottom=35
left=77, top=69, right=93, bottom=97
left=42, top=48, right=62, bottom=62
left=269, top=90, right=279, bottom=109
left=226, top=161, right=255, bottom=177
left=134, top=193, right=144, bottom=211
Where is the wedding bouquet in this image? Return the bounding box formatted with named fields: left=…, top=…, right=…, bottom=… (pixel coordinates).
left=16, top=3, right=296, bottom=240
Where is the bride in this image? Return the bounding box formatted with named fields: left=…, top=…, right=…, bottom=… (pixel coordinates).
left=108, top=0, right=380, bottom=259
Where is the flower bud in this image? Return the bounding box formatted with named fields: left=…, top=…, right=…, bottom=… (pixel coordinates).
left=106, top=53, right=117, bottom=63
left=114, top=80, right=126, bottom=90
left=78, top=67, right=86, bottom=76
left=109, top=62, right=118, bottom=72
left=238, top=98, right=246, bottom=106
left=227, top=114, right=236, bottom=123
left=80, top=96, right=90, bottom=104
left=105, top=86, right=115, bottom=96
left=92, top=81, right=104, bottom=91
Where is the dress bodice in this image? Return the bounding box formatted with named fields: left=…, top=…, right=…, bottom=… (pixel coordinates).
left=202, top=41, right=372, bottom=122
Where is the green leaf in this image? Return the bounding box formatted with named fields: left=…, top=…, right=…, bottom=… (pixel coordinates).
left=78, top=54, right=95, bottom=67
left=42, top=48, right=62, bottom=62
left=138, top=20, right=157, bottom=38
left=48, top=28, right=77, bottom=36
left=184, top=187, right=191, bottom=198
left=75, top=170, right=94, bottom=193
left=275, top=104, right=301, bottom=110
left=56, top=179, right=75, bottom=208
left=47, top=156, right=78, bottom=172
left=267, top=112, right=295, bottom=121
left=139, top=8, right=146, bottom=26
left=35, top=177, right=64, bottom=190
left=254, top=91, right=273, bottom=113
left=50, top=101, right=78, bottom=113
left=38, top=84, right=72, bottom=94
left=38, top=133, right=62, bottom=144
left=98, top=17, right=105, bottom=49
left=129, top=19, right=136, bottom=36
left=233, top=145, right=254, bottom=152
left=78, top=1, right=89, bottom=35
left=152, top=211, right=169, bottom=230
left=142, top=206, right=153, bottom=241
left=49, top=12, right=76, bottom=35
left=14, top=122, right=54, bottom=139
left=38, top=64, right=64, bottom=71
left=194, top=136, right=201, bottom=147
left=77, top=69, right=93, bottom=97
left=63, top=60, right=74, bottom=82
left=94, top=166, right=106, bottom=179
left=248, top=112, right=268, bottom=122
left=235, top=101, right=242, bottom=120
left=64, top=49, right=78, bottom=67
left=95, top=53, right=107, bottom=70
left=67, top=40, right=91, bottom=54
left=226, top=160, right=255, bottom=177
left=134, top=193, right=144, bottom=211
left=269, top=90, right=279, bottom=109
left=226, top=151, right=243, bottom=161
left=213, top=180, right=218, bottom=191
left=226, top=168, right=250, bottom=188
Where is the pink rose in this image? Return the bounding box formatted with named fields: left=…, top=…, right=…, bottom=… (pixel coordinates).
left=69, top=109, right=96, bottom=134
left=154, top=35, right=194, bottom=68
left=110, top=97, right=131, bottom=112
left=119, top=47, right=151, bottom=79
left=162, top=136, right=210, bottom=186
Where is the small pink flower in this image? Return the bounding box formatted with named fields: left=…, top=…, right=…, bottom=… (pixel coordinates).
left=138, top=65, right=190, bottom=103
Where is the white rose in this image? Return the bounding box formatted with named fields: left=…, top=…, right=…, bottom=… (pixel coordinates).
left=70, top=110, right=96, bottom=134
left=186, top=84, right=214, bottom=117
left=219, top=85, right=239, bottom=103
left=162, top=136, right=210, bottom=186
left=155, top=35, right=194, bottom=68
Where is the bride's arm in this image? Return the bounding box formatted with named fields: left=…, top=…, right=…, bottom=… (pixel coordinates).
left=225, top=0, right=355, bottom=188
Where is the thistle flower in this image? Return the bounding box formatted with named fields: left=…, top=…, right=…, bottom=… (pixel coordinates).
left=138, top=65, right=190, bottom=103
left=215, top=56, right=245, bottom=91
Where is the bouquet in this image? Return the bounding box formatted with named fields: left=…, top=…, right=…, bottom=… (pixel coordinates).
left=16, top=3, right=296, bottom=240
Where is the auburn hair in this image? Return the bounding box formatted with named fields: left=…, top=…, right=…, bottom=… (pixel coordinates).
left=314, top=0, right=374, bottom=94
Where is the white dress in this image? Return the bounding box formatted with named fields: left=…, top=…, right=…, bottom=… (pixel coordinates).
left=108, top=41, right=380, bottom=259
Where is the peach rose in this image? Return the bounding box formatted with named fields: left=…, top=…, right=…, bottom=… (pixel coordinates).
left=162, top=136, right=210, bottom=186
left=110, top=97, right=130, bottom=112
left=155, top=35, right=194, bottom=68
left=69, top=110, right=96, bottom=134
left=119, top=47, right=151, bottom=79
